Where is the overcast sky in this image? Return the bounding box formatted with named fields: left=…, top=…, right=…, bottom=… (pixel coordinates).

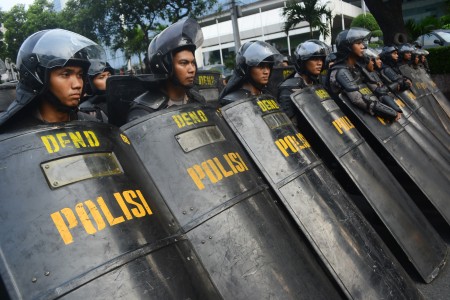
left=0, top=0, right=34, bottom=11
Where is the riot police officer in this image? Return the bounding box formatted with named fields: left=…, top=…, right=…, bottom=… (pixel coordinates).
left=126, top=18, right=205, bottom=122
left=379, top=45, right=412, bottom=91
left=358, top=48, right=403, bottom=121
left=327, top=27, right=398, bottom=120
left=0, top=29, right=106, bottom=131
left=397, top=43, right=415, bottom=66
left=79, top=62, right=114, bottom=122
left=277, top=39, right=330, bottom=124
left=219, top=40, right=282, bottom=106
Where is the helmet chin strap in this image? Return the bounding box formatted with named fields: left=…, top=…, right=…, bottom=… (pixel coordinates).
left=43, top=90, right=79, bottom=114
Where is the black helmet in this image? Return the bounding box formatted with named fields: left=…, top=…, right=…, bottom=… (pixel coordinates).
left=293, top=39, right=330, bottom=74
left=398, top=43, right=415, bottom=59
left=148, top=18, right=203, bottom=75
left=17, top=29, right=105, bottom=92
left=335, top=27, right=371, bottom=56
left=86, top=62, right=114, bottom=95
left=0, top=29, right=105, bottom=126
left=361, top=47, right=379, bottom=65
left=235, top=40, right=282, bottom=76
left=380, top=45, right=398, bottom=66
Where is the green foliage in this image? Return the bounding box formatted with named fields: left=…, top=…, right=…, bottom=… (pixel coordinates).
left=427, top=46, right=450, bottom=74
left=282, top=0, right=332, bottom=39
left=406, top=15, right=450, bottom=41
left=350, top=13, right=380, bottom=32
left=1, top=1, right=58, bottom=61
left=0, top=0, right=218, bottom=63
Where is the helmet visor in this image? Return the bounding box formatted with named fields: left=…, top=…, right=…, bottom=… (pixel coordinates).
left=17, top=29, right=106, bottom=72
left=346, top=27, right=372, bottom=45
left=241, top=41, right=283, bottom=67
left=148, top=18, right=204, bottom=59
left=296, top=40, right=330, bottom=61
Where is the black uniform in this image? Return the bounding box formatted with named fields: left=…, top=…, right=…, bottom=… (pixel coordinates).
left=127, top=88, right=205, bottom=122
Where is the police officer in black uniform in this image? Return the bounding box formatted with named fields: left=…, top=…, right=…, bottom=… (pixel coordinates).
left=397, top=43, right=415, bottom=67
left=219, top=40, right=282, bottom=106
left=358, top=48, right=403, bottom=121
left=0, top=29, right=106, bottom=131
left=327, top=27, right=398, bottom=120
left=126, top=18, right=205, bottom=122
left=79, top=62, right=114, bottom=122
left=277, top=39, right=330, bottom=124
left=379, top=45, right=412, bottom=92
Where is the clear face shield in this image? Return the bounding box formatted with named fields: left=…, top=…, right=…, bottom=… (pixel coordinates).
left=296, top=40, right=330, bottom=61
left=148, top=18, right=204, bottom=59
left=347, top=27, right=372, bottom=49
left=241, top=41, right=283, bottom=67
left=17, top=29, right=106, bottom=73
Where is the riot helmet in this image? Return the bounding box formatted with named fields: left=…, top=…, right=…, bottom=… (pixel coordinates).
left=0, top=29, right=105, bottom=126
left=293, top=39, right=330, bottom=74
left=86, top=62, right=114, bottom=95
left=235, top=40, right=283, bottom=77
left=17, top=29, right=105, bottom=93
left=380, top=45, right=398, bottom=66
left=148, top=18, right=203, bottom=76
left=398, top=43, right=414, bottom=63
left=335, top=27, right=371, bottom=56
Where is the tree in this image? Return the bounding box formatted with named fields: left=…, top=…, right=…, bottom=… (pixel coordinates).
left=282, top=0, right=332, bottom=39
left=2, top=1, right=58, bottom=61
left=350, top=13, right=383, bottom=46
left=59, top=0, right=218, bottom=64
left=363, top=0, right=408, bottom=45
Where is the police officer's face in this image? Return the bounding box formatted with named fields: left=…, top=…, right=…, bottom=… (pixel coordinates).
left=391, top=51, right=399, bottom=61
left=250, top=63, right=271, bottom=86
left=403, top=51, right=412, bottom=61
left=306, top=57, right=323, bottom=76
left=366, top=59, right=375, bottom=72
left=49, top=66, right=83, bottom=107
left=375, top=57, right=382, bottom=69
left=173, top=50, right=196, bottom=87
left=351, top=41, right=365, bottom=57
left=93, top=71, right=112, bottom=91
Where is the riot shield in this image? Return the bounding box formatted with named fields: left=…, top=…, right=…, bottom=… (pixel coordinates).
left=399, top=64, right=450, bottom=134
left=121, top=104, right=343, bottom=299
left=266, top=66, right=295, bottom=96
left=221, top=96, right=422, bottom=298
left=392, top=92, right=450, bottom=164
left=106, top=74, right=166, bottom=127
left=0, top=122, right=220, bottom=299
left=194, top=70, right=223, bottom=105
left=290, top=86, right=447, bottom=282
left=0, top=82, right=16, bottom=112
left=416, top=67, right=450, bottom=119
left=337, top=85, right=450, bottom=226
left=394, top=87, right=450, bottom=151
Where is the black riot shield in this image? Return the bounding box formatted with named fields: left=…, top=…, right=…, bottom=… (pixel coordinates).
left=399, top=64, right=450, bottom=134
left=394, top=87, right=450, bottom=151
left=416, top=67, right=450, bottom=119
left=290, top=86, right=447, bottom=283
left=266, top=66, right=295, bottom=97
left=106, top=74, right=166, bottom=127
left=0, top=82, right=16, bottom=112
left=221, top=96, right=422, bottom=298
left=337, top=84, right=450, bottom=226
left=194, top=70, right=223, bottom=105
left=121, top=104, right=343, bottom=299
left=0, top=122, right=221, bottom=299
